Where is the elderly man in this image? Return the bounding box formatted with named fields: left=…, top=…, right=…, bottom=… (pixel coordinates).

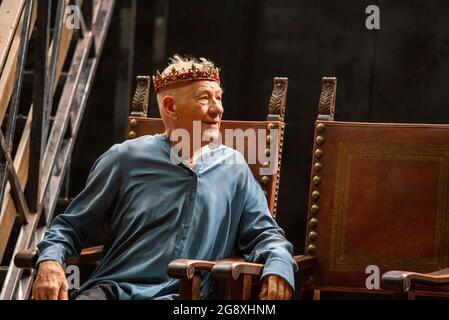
left=32, top=55, right=298, bottom=300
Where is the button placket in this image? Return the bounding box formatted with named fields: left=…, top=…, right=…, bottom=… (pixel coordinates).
left=180, top=223, right=190, bottom=240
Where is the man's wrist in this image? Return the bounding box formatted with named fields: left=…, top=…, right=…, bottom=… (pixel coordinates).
left=37, top=259, right=63, bottom=271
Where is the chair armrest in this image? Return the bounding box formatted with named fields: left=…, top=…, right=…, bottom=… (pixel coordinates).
left=211, top=255, right=316, bottom=281
left=381, top=268, right=449, bottom=292
left=212, top=261, right=264, bottom=280
left=167, top=257, right=247, bottom=279
left=14, top=249, right=38, bottom=269
left=14, top=245, right=104, bottom=269
left=293, top=255, right=316, bottom=271
left=167, top=258, right=241, bottom=300
left=167, top=259, right=219, bottom=280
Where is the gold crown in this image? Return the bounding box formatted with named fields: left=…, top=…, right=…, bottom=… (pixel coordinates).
left=152, top=63, right=220, bottom=93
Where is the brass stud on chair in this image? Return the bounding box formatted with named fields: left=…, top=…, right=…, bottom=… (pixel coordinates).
left=312, top=190, right=320, bottom=200
left=310, top=204, right=319, bottom=214
left=309, top=231, right=318, bottom=241
left=315, top=135, right=324, bottom=146
left=129, top=118, right=138, bottom=128
left=306, top=244, right=317, bottom=255
left=263, top=162, right=270, bottom=168
left=309, top=218, right=318, bottom=228
left=314, top=162, right=322, bottom=172
left=315, top=149, right=324, bottom=158
left=267, top=122, right=278, bottom=130
left=266, top=135, right=272, bottom=144
left=312, top=176, right=321, bottom=186
left=265, top=148, right=271, bottom=157
left=316, top=123, right=325, bottom=133
left=128, top=131, right=137, bottom=139
left=261, top=176, right=270, bottom=185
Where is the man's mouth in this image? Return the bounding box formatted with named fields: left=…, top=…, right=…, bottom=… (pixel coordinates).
left=203, top=121, right=219, bottom=126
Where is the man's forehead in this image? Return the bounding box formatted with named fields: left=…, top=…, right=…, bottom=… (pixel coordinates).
left=161, top=80, right=221, bottom=95
left=192, top=80, right=222, bottom=92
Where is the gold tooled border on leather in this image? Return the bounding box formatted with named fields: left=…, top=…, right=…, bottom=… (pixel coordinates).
left=329, top=142, right=449, bottom=272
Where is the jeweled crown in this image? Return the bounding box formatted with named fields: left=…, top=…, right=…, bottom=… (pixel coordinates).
left=152, top=63, right=220, bottom=93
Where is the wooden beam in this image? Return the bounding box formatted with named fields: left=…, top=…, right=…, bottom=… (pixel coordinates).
left=0, top=0, right=26, bottom=75
left=0, top=108, right=31, bottom=262
left=0, top=1, right=36, bottom=125
left=0, top=130, right=32, bottom=225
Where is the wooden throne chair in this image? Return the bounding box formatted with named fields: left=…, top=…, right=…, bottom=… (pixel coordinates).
left=13, top=75, right=294, bottom=300
left=210, top=77, right=449, bottom=300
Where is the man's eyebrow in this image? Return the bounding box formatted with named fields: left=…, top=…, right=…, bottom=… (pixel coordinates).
left=195, top=88, right=210, bottom=97
left=195, top=87, right=223, bottom=96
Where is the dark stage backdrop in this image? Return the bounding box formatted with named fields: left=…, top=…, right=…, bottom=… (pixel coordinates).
left=69, top=0, right=449, bottom=255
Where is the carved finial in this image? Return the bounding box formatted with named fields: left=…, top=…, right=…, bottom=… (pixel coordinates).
left=131, top=76, right=151, bottom=117
left=317, top=77, right=337, bottom=121
left=267, top=77, right=288, bottom=120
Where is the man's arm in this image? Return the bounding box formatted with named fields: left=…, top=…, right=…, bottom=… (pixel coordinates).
left=237, top=167, right=298, bottom=300
left=33, top=144, right=122, bottom=300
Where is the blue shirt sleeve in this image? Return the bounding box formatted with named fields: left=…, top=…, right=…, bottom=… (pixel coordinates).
left=237, top=166, right=298, bottom=290
left=36, top=144, right=122, bottom=266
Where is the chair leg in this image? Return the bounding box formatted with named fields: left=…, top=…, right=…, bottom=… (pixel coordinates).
left=299, top=289, right=315, bottom=300
left=230, top=275, right=253, bottom=300
left=179, top=274, right=201, bottom=300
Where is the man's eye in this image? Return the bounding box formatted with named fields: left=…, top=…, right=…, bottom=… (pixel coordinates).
left=216, top=96, right=222, bottom=101
left=200, top=96, right=208, bottom=100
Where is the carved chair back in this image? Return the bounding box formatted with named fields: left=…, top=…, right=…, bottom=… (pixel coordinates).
left=302, top=77, right=449, bottom=299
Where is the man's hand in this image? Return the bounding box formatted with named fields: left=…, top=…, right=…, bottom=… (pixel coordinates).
left=259, top=275, right=292, bottom=300
left=32, top=260, right=68, bottom=300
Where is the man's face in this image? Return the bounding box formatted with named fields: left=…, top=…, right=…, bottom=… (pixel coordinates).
left=174, top=80, right=224, bottom=143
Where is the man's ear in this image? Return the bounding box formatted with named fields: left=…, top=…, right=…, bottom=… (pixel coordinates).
left=162, top=95, right=178, bottom=120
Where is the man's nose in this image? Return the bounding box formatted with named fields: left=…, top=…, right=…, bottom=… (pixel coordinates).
left=210, top=100, right=224, bottom=117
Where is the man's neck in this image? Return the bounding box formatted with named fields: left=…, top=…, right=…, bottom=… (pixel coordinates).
left=164, top=130, right=208, bottom=168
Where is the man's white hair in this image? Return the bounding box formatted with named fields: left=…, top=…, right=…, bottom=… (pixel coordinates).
left=161, top=54, right=216, bottom=76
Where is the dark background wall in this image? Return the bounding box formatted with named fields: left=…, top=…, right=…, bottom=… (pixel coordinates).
left=69, top=0, right=449, bottom=255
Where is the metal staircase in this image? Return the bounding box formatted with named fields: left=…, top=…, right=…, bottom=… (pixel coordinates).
left=0, top=0, right=115, bottom=300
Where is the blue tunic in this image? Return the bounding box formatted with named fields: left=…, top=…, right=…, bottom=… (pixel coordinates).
left=37, top=134, right=298, bottom=299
